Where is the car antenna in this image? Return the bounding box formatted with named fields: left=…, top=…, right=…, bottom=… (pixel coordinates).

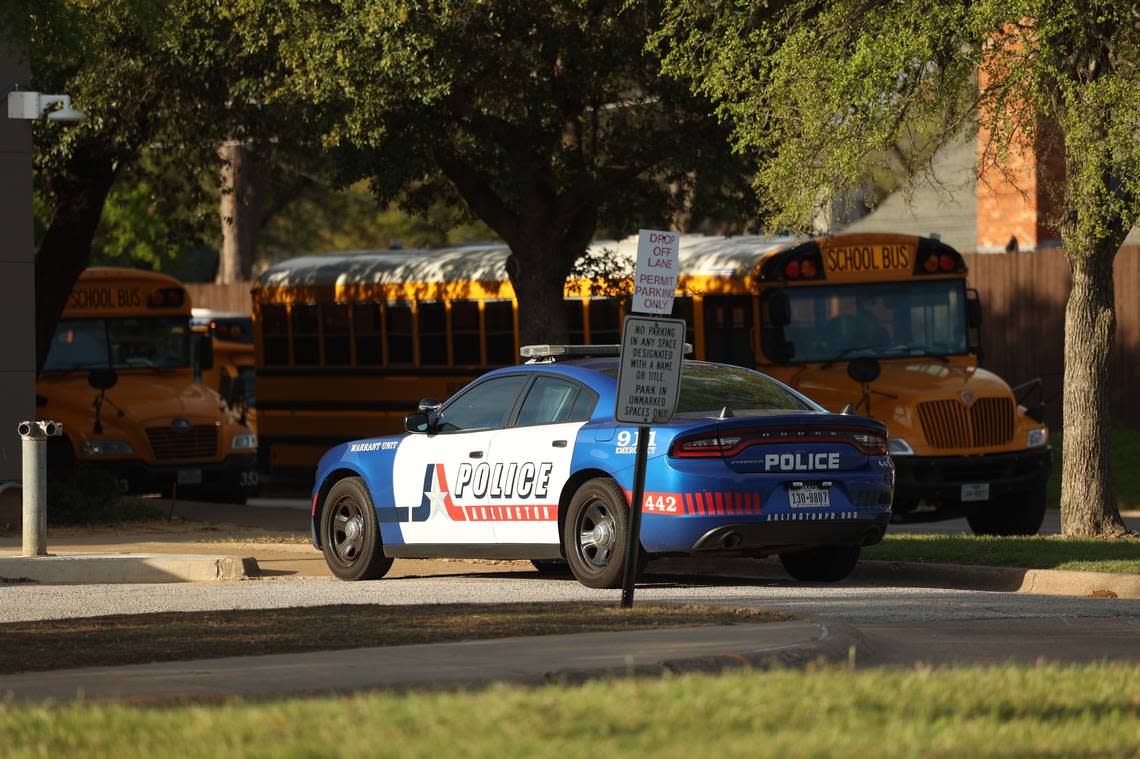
left=719, top=406, right=734, bottom=419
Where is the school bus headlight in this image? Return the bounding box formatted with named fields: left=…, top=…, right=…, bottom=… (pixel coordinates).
left=888, top=437, right=914, bottom=455
left=231, top=433, right=258, bottom=450
left=1026, top=428, right=1048, bottom=448
left=82, top=439, right=135, bottom=457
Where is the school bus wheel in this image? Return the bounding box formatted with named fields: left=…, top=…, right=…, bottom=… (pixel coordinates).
left=320, top=476, right=393, bottom=581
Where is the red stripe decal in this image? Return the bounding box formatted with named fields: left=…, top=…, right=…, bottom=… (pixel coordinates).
left=715, top=491, right=724, bottom=515
left=435, top=464, right=467, bottom=521
left=696, top=492, right=706, bottom=516
left=684, top=492, right=694, bottom=515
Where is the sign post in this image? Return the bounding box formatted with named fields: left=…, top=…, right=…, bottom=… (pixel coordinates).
left=616, top=229, right=683, bottom=609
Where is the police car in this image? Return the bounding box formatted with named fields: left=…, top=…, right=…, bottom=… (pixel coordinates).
left=312, top=347, right=894, bottom=588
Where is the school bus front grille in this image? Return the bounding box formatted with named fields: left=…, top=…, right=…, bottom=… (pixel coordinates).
left=146, top=425, right=219, bottom=460
left=917, top=397, right=1014, bottom=449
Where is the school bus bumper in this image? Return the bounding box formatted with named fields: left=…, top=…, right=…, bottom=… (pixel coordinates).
left=98, top=453, right=259, bottom=498
left=891, top=448, right=1052, bottom=516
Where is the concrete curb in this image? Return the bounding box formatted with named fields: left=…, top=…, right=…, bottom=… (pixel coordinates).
left=853, top=560, right=1140, bottom=599
left=0, top=553, right=260, bottom=584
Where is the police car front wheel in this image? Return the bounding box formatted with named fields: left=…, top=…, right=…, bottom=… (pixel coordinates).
left=564, top=478, right=635, bottom=589
left=321, top=477, right=393, bottom=581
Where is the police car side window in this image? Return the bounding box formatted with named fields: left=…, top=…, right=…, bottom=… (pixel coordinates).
left=434, top=375, right=529, bottom=433
left=515, top=377, right=597, bottom=426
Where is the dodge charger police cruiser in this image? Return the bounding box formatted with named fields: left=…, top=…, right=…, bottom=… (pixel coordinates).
left=311, top=348, right=894, bottom=588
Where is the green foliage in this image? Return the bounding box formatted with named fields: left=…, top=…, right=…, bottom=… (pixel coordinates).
left=1, top=665, right=1137, bottom=757
left=658, top=1, right=1140, bottom=244
left=244, top=0, right=759, bottom=246
left=865, top=534, right=1140, bottom=574
left=47, top=466, right=161, bottom=526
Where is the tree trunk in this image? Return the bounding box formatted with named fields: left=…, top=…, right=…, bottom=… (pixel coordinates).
left=1059, top=249, right=1127, bottom=536
left=34, top=149, right=119, bottom=371
left=216, top=141, right=264, bottom=283
left=506, top=237, right=572, bottom=348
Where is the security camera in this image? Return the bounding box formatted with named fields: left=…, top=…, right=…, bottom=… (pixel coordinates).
left=7, top=91, right=86, bottom=124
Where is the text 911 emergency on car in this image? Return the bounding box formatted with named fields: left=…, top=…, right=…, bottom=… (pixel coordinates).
left=312, top=351, right=893, bottom=588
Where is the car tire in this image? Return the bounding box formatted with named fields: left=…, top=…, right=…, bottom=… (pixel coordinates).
left=779, top=545, right=861, bottom=582
left=531, top=559, right=571, bottom=575
left=564, top=478, right=636, bottom=589
left=320, top=476, right=393, bottom=581
left=966, top=482, right=1047, bottom=536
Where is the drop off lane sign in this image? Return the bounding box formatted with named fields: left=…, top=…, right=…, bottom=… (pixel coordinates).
left=614, top=315, right=685, bottom=425
left=632, top=229, right=679, bottom=315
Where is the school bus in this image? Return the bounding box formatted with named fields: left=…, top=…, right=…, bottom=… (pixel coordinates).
left=191, top=308, right=256, bottom=426
left=252, top=233, right=1050, bottom=534
left=39, top=268, right=259, bottom=501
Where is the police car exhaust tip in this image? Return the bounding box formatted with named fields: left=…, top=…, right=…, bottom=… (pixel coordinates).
left=721, top=531, right=744, bottom=549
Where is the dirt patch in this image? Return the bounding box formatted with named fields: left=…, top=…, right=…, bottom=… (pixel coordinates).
left=0, top=603, right=789, bottom=675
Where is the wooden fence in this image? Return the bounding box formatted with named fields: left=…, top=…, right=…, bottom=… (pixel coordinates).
left=185, top=282, right=253, bottom=315
left=965, top=245, right=1139, bottom=430
left=185, top=245, right=1140, bottom=430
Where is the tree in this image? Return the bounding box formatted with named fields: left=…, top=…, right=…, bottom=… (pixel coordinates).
left=248, top=0, right=757, bottom=345
left=658, top=1, right=1139, bottom=536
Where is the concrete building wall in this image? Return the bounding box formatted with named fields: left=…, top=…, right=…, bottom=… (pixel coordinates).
left=0, top=48, right=36, bottom=482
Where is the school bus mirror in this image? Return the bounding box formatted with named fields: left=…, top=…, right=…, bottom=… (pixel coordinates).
left=847, top=357, right=881, bottom=384
left=196, top=333, right=215, bottom=372
left=404, top=411, right=431, bottom=433
left=228, top=376, right=246, bottom=407
left=87, top=368, right=118, bottom=391
left=766, top=291, right=791, bottom=326
left=966, top=298, right=983, bottom=328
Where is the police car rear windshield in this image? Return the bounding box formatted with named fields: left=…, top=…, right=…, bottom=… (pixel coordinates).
left=604, top=363, right=814, bottom=414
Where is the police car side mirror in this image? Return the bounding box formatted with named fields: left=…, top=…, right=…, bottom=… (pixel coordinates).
left=405, top=412, right=431, bottom=433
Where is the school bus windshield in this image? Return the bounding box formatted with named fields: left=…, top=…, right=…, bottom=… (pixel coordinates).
left=780, top=279, right=968, bottom=363
left=44, top=317, right=192, bottom=371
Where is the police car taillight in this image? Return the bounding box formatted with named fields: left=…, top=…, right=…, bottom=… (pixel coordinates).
left=671, top=434, right=742, bottom=457
left=850, top=431, right=887, bottom=456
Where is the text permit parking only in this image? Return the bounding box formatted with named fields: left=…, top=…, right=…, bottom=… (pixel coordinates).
left=632, top=229, right=679, bottom=315
left=614, top=316, right=685, bottom=425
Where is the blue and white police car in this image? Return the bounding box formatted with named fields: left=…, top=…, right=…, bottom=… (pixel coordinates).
left=312, top=347, right=894, bottom=588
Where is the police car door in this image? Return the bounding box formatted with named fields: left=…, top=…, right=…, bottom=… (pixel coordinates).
left=485, top=375, right=598, bottom=548
left=390, top=374, right=530, bottom=548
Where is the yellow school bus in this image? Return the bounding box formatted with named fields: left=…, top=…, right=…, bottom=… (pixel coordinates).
left=191, top=308, right=256, bottom=428
left=252, top=234, right=1050, bottom=533
left=39, top=268, right=259, bottom=501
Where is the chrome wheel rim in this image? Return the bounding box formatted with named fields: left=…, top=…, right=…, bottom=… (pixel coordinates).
left=328, top=495, right=366, bottom=565
left=576, top=498, right=617, bottom=570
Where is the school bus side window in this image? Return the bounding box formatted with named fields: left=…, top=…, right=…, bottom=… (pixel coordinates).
left=291, top=304, right=320, bottom=366
left=261, top=304, right=289, bottom=366
left=452, top=300, right=481, bottom=365
left=484, top=300, right=515, bottom=365
left=353, top=303, right=382, bottom=366
left=323, top=303, right=351, bottom=366
left=565, top=300, right=585, bottom=344
left=588, top=299, right=620, bottom=345
left=418, top=301, right=447, bottom=365
left=387, top=302, right=414, bottom=365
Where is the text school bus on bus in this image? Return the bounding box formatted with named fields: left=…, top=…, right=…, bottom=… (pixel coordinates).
left=39, top=268, right=260, bottom=502
left=252, top=233, right=1051, bottom=535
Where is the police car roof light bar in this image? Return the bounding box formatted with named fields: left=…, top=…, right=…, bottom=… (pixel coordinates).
left=521, top=343, right=694, bottom=361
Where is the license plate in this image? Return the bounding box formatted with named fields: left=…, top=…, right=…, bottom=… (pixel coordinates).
left=961, top=483, right=990, bottom=502
left=177, top=468, right=203, bottom=486
left=789, top=485, right=830, bottom=508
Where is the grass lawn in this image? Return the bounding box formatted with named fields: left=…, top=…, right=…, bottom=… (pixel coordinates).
left=0, top=603, right=785, bottom=676
left=865, top=534, right=1140, bottom=573
left=1, top=665, right=1136, bottom=757
left=1049, top=423, right=1140, bottom=508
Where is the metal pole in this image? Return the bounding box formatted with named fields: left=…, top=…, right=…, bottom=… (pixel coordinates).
left=620, top=424, right=651, bottom=609
left=18, top=420, right=61, bottom=556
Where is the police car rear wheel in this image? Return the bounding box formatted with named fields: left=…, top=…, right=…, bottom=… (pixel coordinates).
left=564, top=478, right=632, bottom=589
left=321, top=477, right=393, bottom=581
left=778, top=545, right=861, bottom=582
